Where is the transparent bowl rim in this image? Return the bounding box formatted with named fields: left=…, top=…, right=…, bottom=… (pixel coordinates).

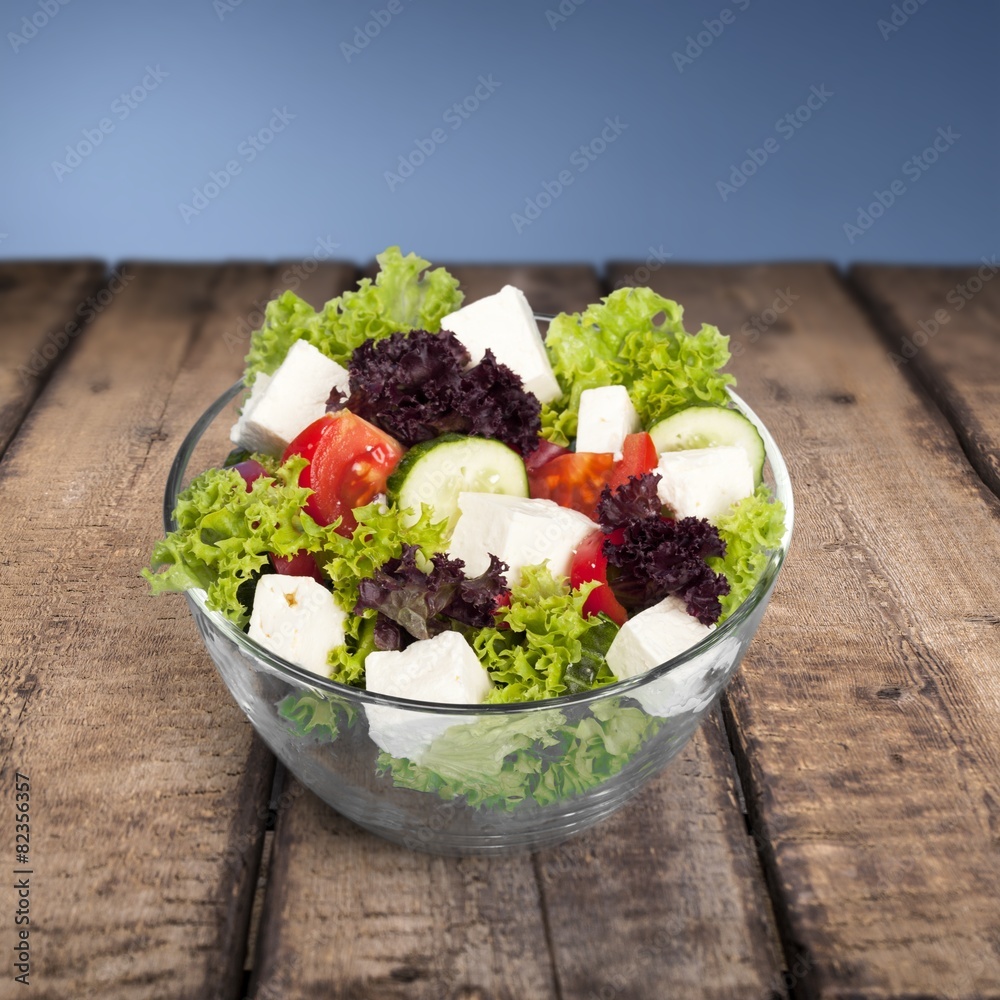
left=165, top=348, right=794, bottom=717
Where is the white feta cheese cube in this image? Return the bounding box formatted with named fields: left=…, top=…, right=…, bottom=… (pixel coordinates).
left=231, top=372, right=273, bottom=446
left=364, top=631, right=493, bottom=761
left=229, top=339, right=350, bottom=456
left=606, top=596, right=712, bottom=682
left=248, top=575, right=347, bottom=679
left=622, top=628, right=740, bottom=719
left=447, top=492, right=596, bottom=583
left=575, top=385, right=640, bottom=458
left=655, top=446, right=754, bottom=521
left=440, top=285, right=562, bottom=404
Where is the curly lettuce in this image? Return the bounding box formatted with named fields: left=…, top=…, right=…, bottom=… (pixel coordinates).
left=243, top=246, right=463, bottom=384
left=277, top=690, right=358, bottom=742
left=540, top=287, right=734, bottom=445
left=378, top=697, right=660, bottom=811
left=708, top=485, right=787, bottom=621
left=142, top=457, right=340, bottom=626
left=316, top=501, right=450, bottom=685
left=472, top=565, right=619, bottom=703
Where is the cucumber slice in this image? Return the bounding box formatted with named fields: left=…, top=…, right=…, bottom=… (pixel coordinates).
left=648, top=405, right=766, bottom=485
left=387, top=434, right=529, bottom=534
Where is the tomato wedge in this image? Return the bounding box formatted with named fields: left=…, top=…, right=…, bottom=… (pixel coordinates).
left=270, top=550, right=325, bottom=584
left=524, top=438, right=570, bottom=473
left=606, top=432, right=658, bottom=493
left=570, top=529, right=627, bottom=625
left=282, top=411, right=404, bottom=534
left=528, top=433, right=658, bottom=520
left=527, top=452, right=614, bottom=520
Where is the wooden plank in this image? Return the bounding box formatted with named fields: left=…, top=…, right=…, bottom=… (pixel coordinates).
left=850, top=263, right=1000, bottom=499
left=255, top=794, right=560, bottom=1000
left=0, top=260, right=353, bottom=999
left=0, top=260, right=106, bottom=457
left=607, top=261, right=1000, bottom=998
left=251, top=264, right=784, bottom=1000
left=536, top=709, right=787, bottom=1000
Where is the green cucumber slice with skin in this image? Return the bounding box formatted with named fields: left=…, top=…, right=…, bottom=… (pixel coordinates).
left=647, top=405, right=766, bottom=486
left=387, top=434, right=529, bottom=534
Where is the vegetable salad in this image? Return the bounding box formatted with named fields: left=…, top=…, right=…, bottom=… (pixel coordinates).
left=144, top=247, right=786, bottom=709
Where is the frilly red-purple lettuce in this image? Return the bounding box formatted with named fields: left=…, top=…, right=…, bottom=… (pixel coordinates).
left=355, top=544, right=508, bottom=646
left=596, top=473, right=730, bottom=625
left=345, top=330, right=541, bottom=456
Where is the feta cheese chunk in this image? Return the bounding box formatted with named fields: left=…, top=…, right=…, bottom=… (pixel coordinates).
left=575, top=385, right=640, bottom=458
left=364, top=631, right=493, bottom=761
left=229, top=340, right=350, bottom=455
left=248, top=575, right=347, bottom=679
left=655, top=446, right=754, bottom=521
left=447, top=492, right=596, bottom=583
left=606, top=596, right=712, bottom=682
left=440, top=285, right=562, bottom=403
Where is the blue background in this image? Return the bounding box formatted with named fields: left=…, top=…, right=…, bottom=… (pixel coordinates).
left=1, top=0, right=995, bottom=267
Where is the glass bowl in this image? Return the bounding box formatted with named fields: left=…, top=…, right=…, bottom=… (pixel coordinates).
left=165, top=367, right=793, bottom=856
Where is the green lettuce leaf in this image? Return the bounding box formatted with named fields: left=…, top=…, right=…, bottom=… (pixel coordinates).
left=142, top=457, right=341, bottom=627
left=472, top=565, right=619, bottom=703
left=541, top=287, right=735, bottom=445
left=277, top=690, right=358, bottom=742
left=708, top=485, right=787, bottom=621
left=531, top=699, right=659, bottom=806
left=334, top=245, right=463, bottom=344
left=316, top=501, right=450, bottom=685
left=243, top=247, right=463, bottom=384
left=378, top=697, right=660, bottom=811
left=317, top=501, right=449, bottom=613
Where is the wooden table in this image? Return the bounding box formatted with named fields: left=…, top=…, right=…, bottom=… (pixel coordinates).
left=1, top=257, right=998, bottom=1000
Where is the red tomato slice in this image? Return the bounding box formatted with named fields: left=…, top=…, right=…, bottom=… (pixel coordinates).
left=282, top=411, right=404, bottom=534
left=270, top=550, right=325, bottom=584
left=524, top=438, right=571, bottom=473
left=527, top=452, right=614, bottom=520
left=606, top=432, right=658, bottom=493
left=570, top=529, right=627, bottom=625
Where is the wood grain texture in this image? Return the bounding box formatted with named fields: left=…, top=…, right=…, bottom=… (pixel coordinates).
left=0, top=260, right=106, bottom=457
left=255, top=793, right=560, bottom=1000
left=251, top=264, right=785, bottom=1000
left=0, top=261, right=352, bottom=1000
left=536, top=710, right=787, bottom=1000
left=850, top=263, right=1000, bottom=499
left=607, top=261, right=1000, bottom=999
